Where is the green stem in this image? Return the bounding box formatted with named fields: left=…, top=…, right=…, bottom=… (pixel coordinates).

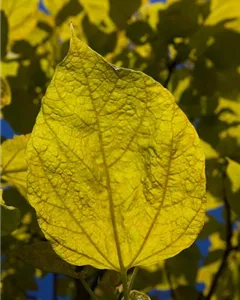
left=79, top=273, right=99, bottom=300
left=128, top=267, right=139, bottom=292
left=121, top=270, right=130, bottom=300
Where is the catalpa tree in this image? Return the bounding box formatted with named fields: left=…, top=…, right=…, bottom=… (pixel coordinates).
left=1, top=0, right=240, bottom=299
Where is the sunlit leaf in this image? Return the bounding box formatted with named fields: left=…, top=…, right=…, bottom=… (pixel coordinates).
left=138, top=3, right=166, bottom=31
left=43, top=0, right=69, bottom=16
left=26, top=29, right=206, bottom=271
left=79, top=0, right=114, bottom=32
left=1, top=135, right=29, bottom=197
left=0, top=190, right=20, bottom=236
left=206, top=0, right=240, bottom=32
left=1, top=0, right=39, bottom=43
left=1, top=61, right=19, bottom=78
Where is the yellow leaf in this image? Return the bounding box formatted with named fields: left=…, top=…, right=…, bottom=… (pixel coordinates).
left=1, top=135, right=29, bottom=197
left=26, top=30, right=206, bottom=271
left=43, top=0, right=69, bottom=15
left=80, top=0, right=115, bottom=32
left=139, top=3, right=166, bottom=31
left=201, top=140, right=219, bottom=160
left=1, top=0, right=39, bottom=43
left=1, top=61, right=19, bottom=78
left=206, top=0, right=240, bottom=32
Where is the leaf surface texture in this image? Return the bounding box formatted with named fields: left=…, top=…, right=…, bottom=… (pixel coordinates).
left=26, top=32, right=206, bottom=271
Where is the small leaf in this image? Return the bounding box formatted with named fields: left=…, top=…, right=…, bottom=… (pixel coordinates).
left=26, top=30, right=206, bottom=271
left=1, top=190, right=20, bottom=236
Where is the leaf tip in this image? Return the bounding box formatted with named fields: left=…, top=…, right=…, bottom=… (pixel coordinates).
left=69, top=22, right=76, bottom=37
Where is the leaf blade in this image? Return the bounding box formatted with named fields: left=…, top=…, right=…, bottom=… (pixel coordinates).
left=26, top=32, right=206, bottom=271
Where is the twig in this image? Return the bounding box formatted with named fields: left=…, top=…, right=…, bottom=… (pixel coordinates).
left=128, top=267, right=139, bottom=293
left=202, top=159, right=234, bottom=300
left=163, top=61, right=177, bottom=88
left=78, top=274, right=99, bottom=300
left=164, top=261, right=177, bottom=300
left=121, top=270, right=130, bottom=300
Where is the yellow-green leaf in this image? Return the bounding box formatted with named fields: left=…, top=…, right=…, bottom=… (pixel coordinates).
left=43, top=0, right=69, bottom=16
left=1, top=0, right=39, bottom=43
left=1, top=61, right=19, bottom=78
left=80, top=0, right=114, bottom=32
left=1, top=190, right=20, bottom=236
left=26, top=30, right=206, bottom=271
left=206, top=0, right=240, bottom=32
left=1, top=135, right=29, bottom=197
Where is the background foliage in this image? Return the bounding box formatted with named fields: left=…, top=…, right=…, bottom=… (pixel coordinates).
left=1, top=0, right=240, bottom=299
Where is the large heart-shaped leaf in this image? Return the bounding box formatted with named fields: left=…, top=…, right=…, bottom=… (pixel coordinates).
left=26, top=28, right=206, bottom=271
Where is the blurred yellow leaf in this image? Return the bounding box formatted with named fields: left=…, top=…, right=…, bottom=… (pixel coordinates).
left=207, top=0, right=240, bottom=32
left=1, top=135, right=29, bottom=197
left=1, top=0, right=39, bottom=43
left=43, top=0, right=69, bottom=15
left=1, top=61, right=19, bottom=77
left=201, top=140, right=219, bottom=160
left=139, top=3, right=166, bottom=30
left=80, top=0, right=114, bottom=32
